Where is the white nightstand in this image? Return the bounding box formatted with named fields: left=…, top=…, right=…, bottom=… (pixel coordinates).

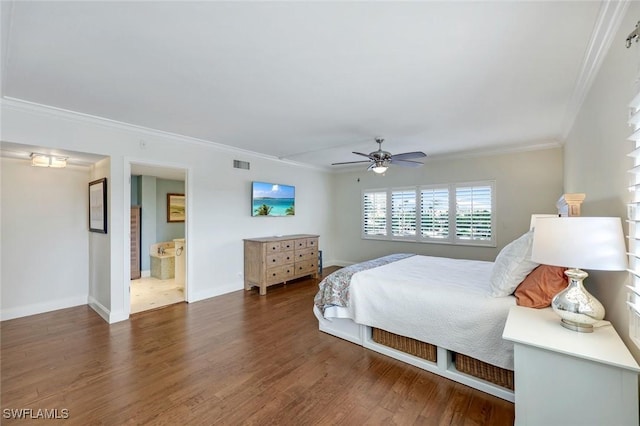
left=503, top=306, right=640, bottom=426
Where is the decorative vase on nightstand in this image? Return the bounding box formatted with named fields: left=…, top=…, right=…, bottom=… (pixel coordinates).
left=551, top=268, right=605, bottom=332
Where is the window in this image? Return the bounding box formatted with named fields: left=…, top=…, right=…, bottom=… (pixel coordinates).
left=455, top=184, right=493, bottom=242
left=627, top=78, right=640, bottom=349
left=362, top=181, right=495, bottom=246
left=362, top=190, right=387, bottom=237
left=421, top=186, right=449, bottom=240
left=391, top=189, right=416, bottom=238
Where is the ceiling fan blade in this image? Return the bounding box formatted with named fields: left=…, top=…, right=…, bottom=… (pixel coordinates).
left=352, top=151, right=373, bottom=158
left=390, top=151, right=427, bottom=160
left=392, top=159, right=424, bottom=167
left=332, top=160, right=373, bottom=165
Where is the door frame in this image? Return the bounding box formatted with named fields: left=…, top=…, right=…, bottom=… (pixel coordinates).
left=123, top=158, right=192, bottom=315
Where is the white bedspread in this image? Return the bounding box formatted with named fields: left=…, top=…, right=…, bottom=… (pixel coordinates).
left=324, top=255, right=516, bottom=370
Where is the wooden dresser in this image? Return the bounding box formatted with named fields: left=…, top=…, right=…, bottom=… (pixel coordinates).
left=244, top=234, right=319, bottom=295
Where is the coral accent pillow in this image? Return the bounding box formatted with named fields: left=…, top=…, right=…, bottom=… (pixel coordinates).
left=514, top=265, right=568, bottom=308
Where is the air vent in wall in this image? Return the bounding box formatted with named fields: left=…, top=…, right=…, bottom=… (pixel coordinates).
left=233, top=160, right=250, bottom=170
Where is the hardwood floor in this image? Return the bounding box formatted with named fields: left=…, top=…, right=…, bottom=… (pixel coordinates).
left=1, top=269, right=514, bottom=425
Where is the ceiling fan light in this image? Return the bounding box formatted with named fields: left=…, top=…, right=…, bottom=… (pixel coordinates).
left=49, top=157, right=67, bottom=168
left=30, top=153, right=68, bottom=168
left=372, top=164, right=388, bottom=174
left=30, top=154, right=50, bottom=167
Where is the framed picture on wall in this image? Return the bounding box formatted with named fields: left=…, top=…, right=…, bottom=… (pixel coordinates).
left=89, top=178, right=107, bottom=233
left=167, top=193, right=185, bottom=222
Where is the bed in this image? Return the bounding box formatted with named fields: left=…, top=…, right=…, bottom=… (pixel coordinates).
left=313, top=230, right=550, bottom=402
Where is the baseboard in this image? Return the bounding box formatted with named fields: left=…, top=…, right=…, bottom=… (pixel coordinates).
left=0, top=295, right=88, bottom=321
left=190, top=281, right=242, bottom=303
left=88, top=296, right=110, bottom=322
left=85, top=297, right=129, bottom=324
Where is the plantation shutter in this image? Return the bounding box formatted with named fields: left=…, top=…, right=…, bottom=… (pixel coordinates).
left=455, top=183, right=494, bottom=244
left=627, top=79, right=640, bottom=348
left=391, top=189, right=417, bottom=237
left=420, top=186, right=449, bottom=240
left=363, top=190, right=387, bottom=237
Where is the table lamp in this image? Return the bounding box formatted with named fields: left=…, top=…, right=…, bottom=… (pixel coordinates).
left=530, top=217, right=628, bottom=332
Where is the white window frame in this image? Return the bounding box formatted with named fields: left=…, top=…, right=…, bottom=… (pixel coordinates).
left=453, top=181, right=496, bottom=246
left=627, top=74, right=640, bottom=350
left=390, top=186, right=418, bottom=240
left=362, top=180, right=496, bottom=247
left=362, top=189, right=388, bottom=238
left=419, top=184, right=451, bottom=243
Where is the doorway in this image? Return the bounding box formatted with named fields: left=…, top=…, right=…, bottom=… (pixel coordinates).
left=128, top=162, right=188, bottom=314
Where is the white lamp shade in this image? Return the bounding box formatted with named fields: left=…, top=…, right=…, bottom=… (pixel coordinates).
left=531, top=217, right=628, bottom=271
left=529, top=214, right=558, bottom=231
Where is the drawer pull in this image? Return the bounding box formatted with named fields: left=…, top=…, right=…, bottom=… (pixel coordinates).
left=272, top=259, right=276, bottom=263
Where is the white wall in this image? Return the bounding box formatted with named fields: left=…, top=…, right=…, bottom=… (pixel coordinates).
left=329, top=148, right=564, bottom=265
left=1, top=100, right=332, bottom=322
left=564, top=2, right=640, bottom=360
left=155, top=178, right=185, bottom=243
left=140, top=175, right=157, bottom=272
left=1, top=157, right=90, bottom=319
left=88, top=158, right=111, bottom=321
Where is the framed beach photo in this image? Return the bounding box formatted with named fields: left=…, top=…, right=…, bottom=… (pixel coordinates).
left=167, top=193, right=185, bottom=222
left=89, top=178, right=107, bottom=233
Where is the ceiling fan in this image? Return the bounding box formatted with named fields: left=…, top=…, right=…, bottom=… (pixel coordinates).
left=332, top=137, right=426, bottom=174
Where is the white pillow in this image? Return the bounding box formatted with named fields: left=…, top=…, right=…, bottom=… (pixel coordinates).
left=490, top=230, right=539, bottom=297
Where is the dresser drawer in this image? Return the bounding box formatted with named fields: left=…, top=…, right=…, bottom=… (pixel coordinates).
left=266, top=242, right=282, bottom=252
left=280, top=240, right=295, bottom=251
left=266, top=251, right=294, bottom=267
left=294, top=238, right=307, bottom=249
left=306, top=238, right=318, bottom=248
left=294, top=261, right=317, bottom=275
left=296, top=247, right=317, bottom=261
left=266, top=265, right=295, bottom=284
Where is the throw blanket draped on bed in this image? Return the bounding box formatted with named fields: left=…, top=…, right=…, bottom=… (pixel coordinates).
left=315, top=255, right=516, bottom=370
left=314, top=253, right=414, bottom=314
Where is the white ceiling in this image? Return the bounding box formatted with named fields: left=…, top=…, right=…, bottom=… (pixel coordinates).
left=0, top=1, right=618, bottom=170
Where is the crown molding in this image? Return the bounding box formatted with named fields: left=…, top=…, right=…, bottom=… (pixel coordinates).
left=561, top=0, right=631, bottom=139
left=1, top=96, right=326, bottom=171
left=2, top=96, right=559, bottom=173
